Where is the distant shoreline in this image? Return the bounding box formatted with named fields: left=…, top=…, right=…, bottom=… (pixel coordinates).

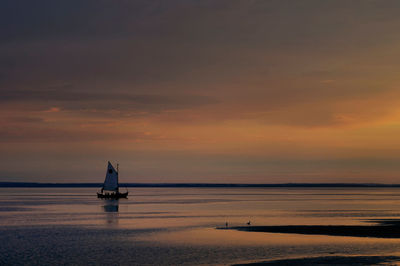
left=1, top=182, right=400, bottom=188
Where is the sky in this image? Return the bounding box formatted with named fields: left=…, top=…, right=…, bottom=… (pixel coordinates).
left=2, top=0, right=400, bottom=183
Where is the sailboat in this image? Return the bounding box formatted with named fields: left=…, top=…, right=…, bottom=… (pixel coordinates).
left=97, top=161, right=128, bottom=199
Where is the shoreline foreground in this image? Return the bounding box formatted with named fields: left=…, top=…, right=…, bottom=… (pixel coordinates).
left=233, top=255, right=400, bottom=265
left=223, top=221, right=400, bottom=265
left=219, top=220, right=400, bottom=238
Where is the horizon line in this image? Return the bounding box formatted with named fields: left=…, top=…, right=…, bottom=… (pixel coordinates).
left=2, top=182, right=400, bottom=188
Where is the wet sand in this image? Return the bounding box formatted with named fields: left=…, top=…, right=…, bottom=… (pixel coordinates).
left=233, top=255, right=400, bottom=265
left=220, top=220, right=400, bottom=238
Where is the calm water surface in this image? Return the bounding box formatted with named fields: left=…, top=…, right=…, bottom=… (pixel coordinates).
left=1, top=187, right=400, bottom=265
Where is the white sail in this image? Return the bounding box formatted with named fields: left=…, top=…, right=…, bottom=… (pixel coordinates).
left=103, top=161, right=118, bottom=192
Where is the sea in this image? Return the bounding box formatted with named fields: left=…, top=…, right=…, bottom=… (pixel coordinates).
left=1, top=187, right=400, bottom=265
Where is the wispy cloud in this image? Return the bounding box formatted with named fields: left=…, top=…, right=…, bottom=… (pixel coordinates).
left=0, top=89, right=218, bottom=113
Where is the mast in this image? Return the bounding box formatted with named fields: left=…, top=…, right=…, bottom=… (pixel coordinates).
left=117, top=163, right=119, bottom=192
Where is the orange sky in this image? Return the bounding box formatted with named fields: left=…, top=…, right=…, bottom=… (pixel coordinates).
left=2, top=1, right=400, bottom=183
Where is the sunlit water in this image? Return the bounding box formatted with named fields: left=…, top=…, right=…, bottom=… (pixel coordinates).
left=2, top=187, right=400, bottom=265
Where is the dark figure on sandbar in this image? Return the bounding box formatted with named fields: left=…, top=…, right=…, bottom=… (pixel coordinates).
left=226, top=222, right=228, bottom=228
left=247, top=220, right=251, bottom=226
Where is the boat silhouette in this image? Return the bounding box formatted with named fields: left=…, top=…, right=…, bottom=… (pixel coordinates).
left=97, top=161, right=128, bottom=199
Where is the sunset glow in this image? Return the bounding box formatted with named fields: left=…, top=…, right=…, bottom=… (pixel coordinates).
left=2, top=1, right=400, bottom=183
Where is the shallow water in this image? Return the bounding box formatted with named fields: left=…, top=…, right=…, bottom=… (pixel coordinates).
left=1, top=187, right=400, bottom=265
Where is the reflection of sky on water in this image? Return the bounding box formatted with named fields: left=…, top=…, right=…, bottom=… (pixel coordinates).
left=2, top=188, right=400, bottom=264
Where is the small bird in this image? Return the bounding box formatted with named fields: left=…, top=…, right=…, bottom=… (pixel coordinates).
left=247, top=220, right=251, bottom=226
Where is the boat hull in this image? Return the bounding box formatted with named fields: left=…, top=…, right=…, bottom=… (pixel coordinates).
left=97, top=192, right=128, bottom=199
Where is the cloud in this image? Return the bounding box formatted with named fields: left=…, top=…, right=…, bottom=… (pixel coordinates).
left=1, top=116, right=45, bottom=124
left=2, top=0, right=400, bottom=88
left=0, top=124, right=163, bottom=143
left=0, top=89, right=218, bottom=113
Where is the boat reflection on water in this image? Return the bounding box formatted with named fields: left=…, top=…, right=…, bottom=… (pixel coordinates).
left=102, top=199, right=119, bottom=225
left=103, top=199, right=119, bottom=213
